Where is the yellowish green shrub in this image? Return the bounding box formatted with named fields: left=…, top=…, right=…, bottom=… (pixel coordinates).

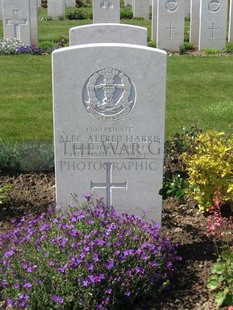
left=181, top=131, right=233, bottom=212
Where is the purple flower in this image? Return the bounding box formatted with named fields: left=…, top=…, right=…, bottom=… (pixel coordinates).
left=4, top=249, right=14, bottom=258
left=23, top=282, right=32, bottom=288
left=50, top=295, right=64, bottom=304
left=124, top=291, right=131, bottom=296
left=106, top=259, right=114, bottom=270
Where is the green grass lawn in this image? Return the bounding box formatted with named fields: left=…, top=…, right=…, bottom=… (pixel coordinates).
left=0, top=8, right=232, bottom=141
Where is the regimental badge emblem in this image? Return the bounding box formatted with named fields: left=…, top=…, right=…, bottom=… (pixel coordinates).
left=165, top=0, right=178, bottom=13
left=100, top=0, right=113, bottom=10
left=83, top=67, right=136, bottom=122
left=208, top=0, right=221, bottom=13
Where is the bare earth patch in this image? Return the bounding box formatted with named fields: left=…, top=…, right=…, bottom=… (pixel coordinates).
left=0, top=170, right=226, bottom=309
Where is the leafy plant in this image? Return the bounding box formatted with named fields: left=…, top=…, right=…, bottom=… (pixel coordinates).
left=179, top=42, right=194, bottom=55
left=0, top=185, right=13, bottom=204
left=120, top=7, right=133, bottom=19
left=0, top=199, right=181, bottom=309
left=40, top=16, right=54, bottom=21
left=225, top=43, right=233, bottom=54
left=206, top=192, right=233, bottom=308
left=67, top=9, right=90, bottom=20
left=165, top=126, right=202, bottom=165
left=159, top=172, right=187, bottom=201
left=203, top=49, right=221, bottom=55
left=181, top=131, right=233, bottom=212
left=0, top=140, right=54, bottom=172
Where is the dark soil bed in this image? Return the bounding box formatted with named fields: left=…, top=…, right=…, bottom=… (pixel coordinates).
left=0, top=170, right=223, bottom=309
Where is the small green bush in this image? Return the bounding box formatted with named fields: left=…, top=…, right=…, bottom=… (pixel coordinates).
left=179, top=42, right=194, bottom=55
left=225, top=42, right=233, bottom=53
left=203, top=49, right=221, bottom=55
left=120, top=7, right=133, bottom=19
left=181, top=131, right=233, bottom=212
left=0, top=140, right=54, bottom=172
left=40, top=16, right=54, bottom=21
left=67, top=9, right=90, bottom=20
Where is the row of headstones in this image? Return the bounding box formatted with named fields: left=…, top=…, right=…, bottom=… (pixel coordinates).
left=152, top=0, right=233, bottom=51
left=1, top=0, right=233, bottom=50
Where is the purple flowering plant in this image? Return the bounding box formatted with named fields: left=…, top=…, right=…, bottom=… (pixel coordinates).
left=0, top=197, right=181, bottom=309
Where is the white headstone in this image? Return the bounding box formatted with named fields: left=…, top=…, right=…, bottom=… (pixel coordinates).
left=199, top=0, right=228, bottom=50
left=2, top=0, right=38, bottom=46
left=93, top=0, right=120, bottom=23
left=30, top=0, right=38, bottom=45
left=47, top=0, right=65, bottom=18
left=133, top=0, right=150, bottom=20
left=229, top=0, right=233, bottom=42
left=190, top=0, right=200, bottom=47
left=37, top=0, right=42, bottom=7
left=0, top=0, right=2, bottom=20
left=157, top=0, right=185, bottom=51
left=66, top=0, right=76, bottom=7
left=52, top=43, right=167, bottom=225
left=151, top=0, right=157, bottom=42
left=69, top=23, right=147, bottom=46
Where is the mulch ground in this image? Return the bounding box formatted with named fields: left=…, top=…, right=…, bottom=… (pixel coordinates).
left=0, top=169, right=226, bottom=310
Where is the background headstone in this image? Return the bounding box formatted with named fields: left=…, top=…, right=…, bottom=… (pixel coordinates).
left=2, top=0, right=38, bottom=45
left=229, top=0, right=233, bottom=42
left=151, top=0, right=157, bottom=42
left=157, top=0, right=185, bottom=51
left=30, top=0, right=38, bottom=45
left=185, top=0, right=190, bottom=16
left=190, top=0, right=200, bottom=47
left=199, top=0, right=228, bottom=50
left=133, top=0, right=150, bottom=20
left=52, top=43, right=167, bottom=225
left=69, top=24, right=147, bottom=46
left=93, top=0, right=120, bottom=23
left=47, top=0, right=65, bottom=18
left=0, top=0, right=3, bottom=20
left=66, top=0, right=76, bottom=7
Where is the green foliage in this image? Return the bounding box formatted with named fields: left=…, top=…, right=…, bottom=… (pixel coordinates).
left=40, top=16, right=54, bottom=21
left=67, top=9, right=91, bottom=20
left=203, top=49, right=221, bottom=55
left=160, top=127, right=201, bottom=201
left=225, top=42, right=233, bottom=54
left=0, top=140, right=54, bottom=172
left=181, top=131, right=233, bottom=212
left=159, top=172, right=187, bottom=201
left=38, top=41, right=57, bottom=53
left=120, top=7, right=133, bottom=19
left=179, top=42, right=194, bottom=55
left=165, top=126, right=202, bottom=163
left=207, top=247, right=233, bottom=308
left=148, top=41, right=156, bottom=48
left=0, top=185, right=13, bottom=204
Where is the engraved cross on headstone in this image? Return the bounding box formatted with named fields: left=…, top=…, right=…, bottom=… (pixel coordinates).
left=90, top=162, right=127, bottom=206
left=208, top=22, right=218, bottom=39
left=6, top=9, right=27, bottom=39
left=166, top=22, right=175, bottom=38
